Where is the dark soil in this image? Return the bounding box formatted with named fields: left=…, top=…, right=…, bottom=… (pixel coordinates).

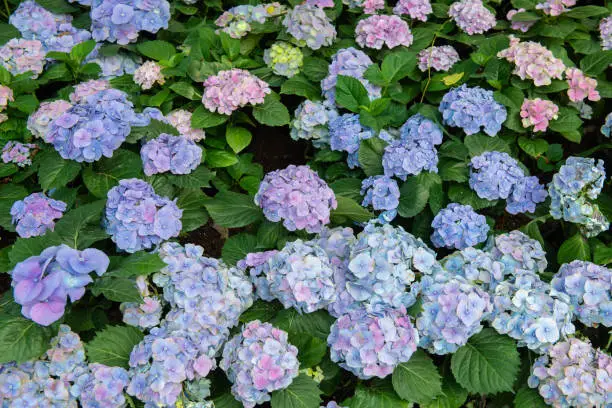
left=181, top=219, right=225, bottom=259
left=249, top=124, right=309, bottom=173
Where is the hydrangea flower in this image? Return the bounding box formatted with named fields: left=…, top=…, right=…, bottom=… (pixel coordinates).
left=140, top=133, right=202, bottom=176
left=0, top=85, right=13, bottom=111
left=520, top=98, right=559, bottom=132
left=321, top=403, right=346, bottom=408
left=498, top=36, right=566, bottom=87
left=220, top=321, right=299, bottom=408
left=134, top=61, right=166, bottom=90
left=600, top=16, right=612, bottom=50
left=393, top=0, right=433, bottom=21
left=215, top=3, right=285, bottom=39
left=361, top=176, right=400, bottom=222
left=548, top=156, right=609, bottom=237
left=27, top=100, right=73, bottom=139
left=417, top=274, right=493, bottom=354
left=528, top=338, right=611, bottom=408
left=166, top=110, right=206, bottom=142
left=70, top=79, right=111, bottom=104
left=290, top=100, right=339, bottom=146
left=85, top=44, right=141, bottom=79
left=439, top=85, right=507, bottom=136
left=202, top=69, right=270, bottom=115
left=2, top=141, right=37, bottom=168
left=443, top=247, right=506, bottom=291
left=74, top=363, right=129, bottom=408
left=255, top=165, right=337, bottom=233
left=448, top=0, right=496, bottom=35
left=264, top=42, right=304, bottom=78
left=91, top=0, right=171, bottom=44
left=329, top=113, right=374, bottom=168
left=507, top=8, right=535, bottom=32
left=551, top=261, right=611, bottom=327
left=431, top=203, right=489, bottom=250
left=0, top=38, right=46, bottom=78
left=535, top=0, right=576, bottom=16
left=565, top=68, right=600, bottom=103
left=307, top=0, right=335, bottom=7
left=487, top=230, right=548, bottom=275
left=121, top=276, right=163, bottom=329
left=417, top=45, right=460, bottom=72
left=355, top=15, right=413, bottom=50
left=10, top=192, right=66, bottom=238
left=343, top=0, right=385, bottom=14
left=10, top=244, right=109, bottom=325
left=104, top=178, right=182, bottom=253
left=602, top=112, right=612, bottom=138
left=506, top=175, right=548, bottom=215
left=328, top=306, right=419, bottom=379
left=283, top=5, right=337, bottom=50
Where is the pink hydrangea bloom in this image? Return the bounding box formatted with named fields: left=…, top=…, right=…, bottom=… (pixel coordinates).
left=0, top=38, right=46, bottom=78
left=166, top=110, right=205, bottom=141
left=417, top=46, right=460, bottom=72
left=355, top=15, right=413, bottom=50
left=0, top=85, right=13, bottom=111
left=507, top=9, right=535, bottom=33
left=362, top=0, right=385, bottom=14
left=202, top=69, right=271, bottom=115
left=393, top=0, right=432, bottom=22
left=449, top=0, right=496, bottom=35
left=520, top=99, right=559, bottom=132
left=2, top=141, right=37, bottom=167
left=69, top=79, right=110, bottom=104
left=133, top=61, right=165, bottom=90
left=536, top=0, right=576, bottom=16
left=27, top=100, right=72, bottom=139
left=565, top=68, right=600, bottom=103
left=600, top=16, right=612, bottom=50
left=498, top=36, right=565, bottom=87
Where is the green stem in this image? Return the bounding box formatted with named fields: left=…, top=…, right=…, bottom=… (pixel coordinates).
left=419, top=20, right=451, bottom=104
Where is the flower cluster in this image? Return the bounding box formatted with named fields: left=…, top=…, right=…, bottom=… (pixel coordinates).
left=355, top=15, right=413, bottom=50
left=520, top=98, right=559, bottom=132
left=85, top=44, right=141, bottom=79
left=448, top=0, right=496, bottom=35
left=74, top=363, right=130, bottom=408
left=565, top=68, right=600, bottom=103
left=0, top=38, right=45, bottom=78
left=215, top=3, right=285, bottom=39
left=431, top=203, right=489, bottom=250
left=535, top=0, right=576, bottom=16
left=166, top=109, right=206, bottom=141
left=329, top=113, right=374, bottom=168
left=507, top=8, right=535, bottom=32
left=264, top=42, right=304, bottom=78
left=328, top=306, right=419, bottom=379
left=70, top=79, right=111, bottom=104
left=322, top=403, right=346, bottom=408
left=322, top=47, right=381, bottom=105
left=602, top=112, right=612, bottom=138
left=104, top=178, right=182, bottom=252
left=343, top=0, right=385, bottom=14
left=601, top=16, right=612, bottom=50
left=140, top=133, right=202, bottom=176
left=2, top=141, right=36, bottom=168
left=548, top=156, right=609, bottom=237
left=91, top=0, right=171, bottom=44
left=134, top=61, right=166, bottom=90
left=202, top=69, right=271, bottom=115
left=121, top=277, right=163, bottom=329
left=283, top=5, right=337, bottom=50
left=528, top=338, right=611, bottom=408
left=417, top=45, right=460, bottom=72
left=307, top=0, right=334, bottom=7
left=0, top=85, right=13, bottom=111
left=439, top=85, right=507, bottom=136
left=361, top=176, right=400, bottom=222
left=551, top=261, right=611, bottom=327
left=487, top=230, right=547, bottom=275
left=10, top=192, right=66, bottom=238
left=10, top=244, right=109, bottom=325
left=220, top=320, right=299, bottom=408
left=27, top=100, right=73, bottom=139
left=393, top=0, right=433, bottom=22
left=290, top=100, right=338, bottom=146
left=498, top=36, right=565, bottom=87
left=417, top=274, right=493, bottom=354
left=443, top=247, right=506, bottom=291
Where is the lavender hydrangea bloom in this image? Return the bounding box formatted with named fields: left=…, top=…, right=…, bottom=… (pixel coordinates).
left=283, top=5, right=337, bottom=50
left=290, top=100, right=339, bottom=147
left=487, top=230, right=547, bottom=275
left=417, top=45, right=460, bottom=72
left=104, top=179, right=182, bottom=253
left=10, top=192, right=66, bottom=238
left=255, top=165, right=337, bottom=233
left=393, top=0, right=433, bottom=21
left=28, top=100, right=73, bottom=139
left=360, top=176, right=400, bottom=222
left=443, top=247, right=506, bottom=291
left=202, top=69, right=271, bottom=115
left=551, top=261, right=611, bottom=327
left=328, top=114, right=374, bottom=168
left=85, top=44, right=141, bottom=79
left=74, top=363, right=129, bottom=408
left=0, top=39, right=46, bottom=78
left=220, top=320, right=299, bottom=408
left=355, top=15, right=414, bottom=50
left=121, top=277, right=163, bottom=329
left=601, top=16, right=612, bottom=50
left=431, top=203, right=489, bottom=250
left=448, top=0, right=496, bottom=35
left=10, top=245, right=109, bottom=325
left=2, top=141, right=37, bottom=168
left=140, top=133, right=202, bottom=176
left=417, top=274, right=493, bottom=354
left=440, top=85, right=507, bottom=136
left=70, top=79, right=111, bottom=104
left=328, top=306, right=419, bottom=379
left=506, top=175, right=548, bottom=215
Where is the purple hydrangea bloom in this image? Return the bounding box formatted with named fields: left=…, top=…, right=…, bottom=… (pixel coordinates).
left=393, top=0, right=432, bottom=21
left=121, top=276, right=163, bottom=329
left=1, top=141, right=37, bottom=168
left=417, top=45, right=460, bottom=72
left=70, top=79, right=111, bottom=104
left=448, top=0, right=496, bottom=35
left=74, top=363, right=129, bottom=408
left=360, top=176, right=400, bottom=222
left=28, top=100, right=73, bottom=139
left=328, top=306, right=419, bottom=379
left=85, top=43, right=141, bottom=79
left=431, top=203, right=489, bottom=250
left=487, top=230, right=547, bottom=276
left=355, top=15, right=413, bottom=50
left=440, top=85, right=507, bottom=136
left=104, top=179, right=182, bottom=253
left=551, top=261, right=611, bottom=327
left=328, top=113, right=374, bottom=168
left=0, top=39, right=46, bottom=78
left=255, top=165, right=337, bottom=233
left=290, top=100, right=339, bottom=147
left=202, top=69, right=271, bottom=115
left=283, top=5, right=337, bottom=50
left=10, top=192, right=66, bottom=238
left=140, top=133, right=202, bottom=176
left=307, top=0, right=335, bottom=7
left=443, top=247, right=506, bottom=292
left=220, top=320, right=299, bottom=408
left=601, top=16, right=612, bottom=50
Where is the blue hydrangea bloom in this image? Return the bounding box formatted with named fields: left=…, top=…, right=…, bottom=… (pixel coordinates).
left=74, top=363, right=129, bottom=408
left=601, top=112, right=612, bottom=137
left=328, top=113, right=374, bottom=168
left=443, top=247, right=507, bottom=292
left=85, top=43, right=141, bottom=79
left=10, top=192, right=67, bottom=238
left=469, top=151, right=525, bottom=200
left=399, top=114, right=443, bottom=145
left=431, top=203, right=489, bottom=250
left=360, top=176, right=400, bottom=222
left=290, top=100, right=339, bottom=147
left=140, top=133, right=202, bottom=176
left=439, top=84, right=507, bottom=136
left=486, top=230, right=547, bottom=276
left=506, top=175, right=548, bottom=215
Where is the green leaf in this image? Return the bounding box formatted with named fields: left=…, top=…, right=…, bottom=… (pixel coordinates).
left=398, top=175, right=431, bottom=218
left=593, top=241, right=612, bottom=266
left=518, top=137, right=549, bottom=158
left=348, top=381, right=410, bottom=408
left=549, top=109, right=582, bottom=133
left=510, top=11, right=540, bottom=21
left=302, top=57, right=329, bottom=82
left=514, top=387, right=548, bottom=408
left=422, top=376, right=468, bottom=408
left=226, top=126, right=253, bottom=153
left=91, top=277, right=141, bottom=303
left=564, top=5, right=610, bottom=18
left=381, top=51, right=417, bottom=83
left=240, top=300, right=284, bottom=323
left=331, top=196, right=373, bottom=223
left=494, top=88, right=524, bottom=110
left=219, top=32, right=241, bottom=59
left=293, top=335, right=327, bottom=368
left=176, top=188, right=209, bottom=232
left=37, top=150, right=81, bottom=190
left=222, top=233, right=258, bottom=265
left=191, top=105, right=229, bottom=129
left=273, top=309, right=335, bottom=340
left=358, top=138, right=386, bottom=177
left=253, top=95, right=290, bottom=126
left=69, top=40, right=96, bottom=63
left=257, top=220, right=285, bottom=249
left=10, top=94, right=39, bottom=114
left=0, top=184, right=28, bottom=231
left=53, top=201, right=107, bottom=249
left=335, top=75, right=370, bottom=112
left=86, top=325, right=144, bottom=369
left=448, top=184, right=498, bottom=210
left=167, top=166, right=215, bottom=188
left=206, top=150, right=239, bottom=168
left=464, top=134, right=511, bottom=157
left=271, top=374, right=322, bottom=408
left=579, top=51, right=612, bottom=76
left=36, top=0, right=77, bottom=13
left=392, top=350, right=442, bottom=404
left=82, top=149, right=143, bottom=198
left=0, top=24, right=20, bottom=47
left=136, top=40, right=176, bottom=61
left=280, top=75, right=321, bottom=100
left=169, top=82, right=202, bottom=100
left=438, top=159, right=468, bottom=182
left=9, top=234, right=62, bottom=267
left=107, top=252, right=166, bottom=278
left=214, top=393, right=243, bottom=408
left=557, top=233, right=591, bottom=264
left=205, top=191, right=262, bottom=228
left=451, top=329, right=520, bottom=394
left=0, top=315, right=54, bottom=363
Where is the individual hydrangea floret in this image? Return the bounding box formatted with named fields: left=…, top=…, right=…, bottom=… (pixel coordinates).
left=283, top=5, right=337, bottom=50
left=439, top=84, right=507, bottom=136
left=417, top=45, right=460, bottom=72
left=507, top=8, right=535, bottom=32
left=0, top=85, right=13, bottom=111
left=104, top=178, right=182, bottom=252
left=431, top=203, right=489, bottom=250
left=74, top=363, right=129, bottom=408
left=0, top=39, right=45, bottom=78
left=328, top=306, right=419, bottom=379
left=255, top=165, right=337, bottom=233
left=2, top=141, right=37, bottom=168
left=448, top=0, right=496, bottom=35
left=443, top=247, right=506, bottom=291
left=343, top=0, right=385, bottom=14
left=166, top=109, right=206, bottom=142
left=69, top=79, right=111, bottom=104
left=417, top=274, right=493, bottom=354
left=361, top=176, right=400, bottom=222
left=393, top=0, right=433, bottom=21
left=202, top=69, right=271, bottom=115
left=600, top=16, right=612, bottom=50
left=140, top=133, right=202, bottom=176
left=90, top=0, right=171, bottom=44
left=528, top=338, right=611, bottom=408
left=264, top=42, right=304, bottom=78
left=565, top=68, right=600, bottom=103
left=85, top=44, right=141, bottom=79
left=10, top=244, right=109, bottom=325
left=215, top=3, right=285, bottom=39
left=536, top=0, right=576, bottom=16
left=133, top=61, right=166, bottom=90
left=329, top=113, right=374, bottom=168
left=487, top=230, right=547, bottom=275
left=602, top=112, right=612, bottom=138
left=27, top=100, right=73, bottom=139
left=290, top=100, right=339, bottom=147
left=498, top=36, right=565, bottom=87
left=355, top=15, right=414, bottom=50
left=551, top=261, right=611, bottom=327
left=220, top=320, right=299, bottom=408
left=121, top=276, right=163, bottom=329
left=10, top=192, right=66, bottom=238
left=520, top=98, right=559, bottom=132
